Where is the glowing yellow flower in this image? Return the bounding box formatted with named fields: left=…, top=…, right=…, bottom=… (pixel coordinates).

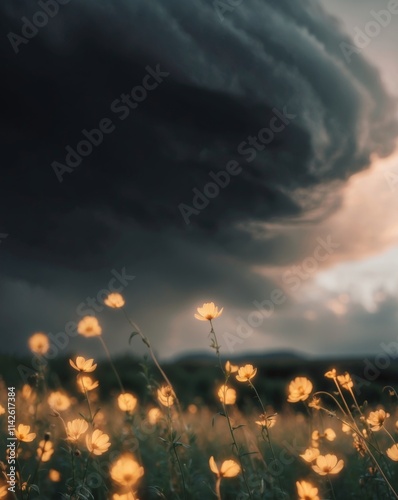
left=118, top=393, right=138, bottom=413
left=49, top=469, right=61, bottom=482
left=86, top=429, right=111, bottom=455
left=308, top=397, right=321, bottom=410
left=312, top=428, right=336, bottom=444
left=113, top=492, right=138, bottom=500
left=255, top=414, right=276, bottom=429
left=337, top=373, right=353, bottom=390
left=342, top=422, right=351, bottom=433
left=209, top=456, right=240, bottom=478
left=296, top=480, right=319, bottom=500
left=367, top=409, right=390, bottom=431
left=218, top=385, right=236, bottom=405
left=110, top=454, right=144, bottom=487
left=66, top=419, right=89, bottom=442
left=324, top=369, right=337, bottom=379
left=157, top=386, right=175, bottom=407
left=77, top=375, right=99, bottom=392
left=300, top=447, right=320, bottom=463
left=287, top=377, right=313, bottom=403
left=236, top=364, right=257, bottom=382
left=48, top=391, right=71, bottom=411
left=0, top=484, right=7, bottom=499
left=0, top=405, right=5, bottom=416
left=386, top=444, right=398, bottom=461
left=37, top=440, right=54, bottom=462
left=147, top=408, right=162, bottom=425
left=77, top=316, right=102, bottom=337
left=312, top=454, right=344, bottom=476
left=21, top=384, right=36, bottom=401
left=28, top=332, right=50, bottom=355
left=194, top=302, right=223, bottom=321
left=104, top=292, right=125, bottom=308
left=225, top=361, right=238, bottom=374
left=15, top=424, right=36, bottom=442
left=69, top=356, right=97, bottom=373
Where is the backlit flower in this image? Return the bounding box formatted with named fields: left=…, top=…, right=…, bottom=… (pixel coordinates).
left=104, top=293, right=125, bottom=308
left=312, top=454, right=344, bottom=475
left=66, top=419, right=89, bottom=442
left=209, top=456, right=240, bottom=478
left=86, top=429, right=111, bottom=455
left=287, top=377, right=313, bottom=403
left=324, top=369, right=337, bottom=379
left=157, top=385, right=175, bottom=407
left=48, top=391, right=71, bottom=411
left=308, top=397, right=321, bottom=410
left=77, top=316, right=102, bottom=337
left=77, top=375, right=99, bottom=392
left=37, top=440, right=54, bottom=462
left=15, top=424, right=36, bottom=442
left=49, top=470, right=61, bottom=482
left=110, top=453, right=144, bottom=487
left=21, top=384, right=36, bottom=401
left=312, top=428, right=336, bottom=445
left=218, top=385, right=236, bottom=405
left=337, top=373, right=353, bottom=390
left=118, top=393, right=138, bottom=413
left=28, top=332, right=50, bottom=355
left=147, top=408, right=162, bottom=425
left=194, top=302, right=223, bottom=321
left=113, top=493, right=138, bottom=500
left=367, top=409, right=390, bottom=431
left=386, top=444, right=398, bottom=461
left=69, top=356, right=97, bottom=373
left=255, top=414, right=276, bottom=430
left=236, top=364, right=257, bottom=382
left=225, top=361, right=238, bottom=374
left=300, top=447, right=320, bottom=463
left=0, top=484, right=7, bottom=499
left=296, top=480, right=319, bottom=500
left=0, top=405, right=5, bottom=416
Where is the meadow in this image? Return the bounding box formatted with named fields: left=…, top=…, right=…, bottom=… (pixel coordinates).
left=1, top=298, right=398, bottom=500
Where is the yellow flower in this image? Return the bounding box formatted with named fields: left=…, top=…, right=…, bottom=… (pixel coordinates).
left=157, top=386, right=175, bottom=407
left=69, top=356, right=97, bottom=373
left=77, top=316, right=102, bottom=337
left=86, top=429, right=111, bottom=455
left=118, top=393, right=138, bottom=413
left=0, top=484, right=7, bottom=499
left=28, top=332, right=50, bottom=355
left=48, top=391, right=71, bottom=411
left=37, top=440, right=54, bottom=462
left=0, top=405, right=5, bottom=416
left=110, top=453, right=144, bottom=487
left=324, top=369, right=337, bottom=379
left=287, top=377, right=313, bottom=403
left=66, top=419, right=89, bottom=442
left=147, top=408, right=162, bottom=425
left=21, top=384, right=36, bottom=401
left=300, top=447, right=320, bottom=463
left=218, top=385, right=236, bottom=405
left=113, top=493, right=138, bottom=500
left=312, top=454, right=344, bottom=476
left=236, top=364, right=257, bottom=382
left=386, top=444, right=398, bottom=461
left=49, top=469, right=61, bottom=482
left=104, top=293, right=125, bottom=308
left=337, top=373, right=353, bottom=390
left=312, top=428, right=336, bottom=443
left=296, top=480, right=320, bottom=500
left=77, top=375, right=99, bottom=393
left=367, top=409, right=390, bottom=431
left=225, top=361, right=238, bottom=374
left=255, top=414, right=276, bottom=430
left=209, top=456, right=240, bottom=478
left=15, top=424, right=36, bottom=442
left=194, top=302, right=223, bottom=321
left=342, top=422, right=351, bottom=434
left=308, top=397, right=321, bottom=410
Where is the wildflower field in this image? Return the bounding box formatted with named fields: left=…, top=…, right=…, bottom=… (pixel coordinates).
left=1, top=298, right=398, bottom=500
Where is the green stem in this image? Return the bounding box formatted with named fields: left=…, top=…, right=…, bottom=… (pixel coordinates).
left=98, top=336, right=125, bottom=393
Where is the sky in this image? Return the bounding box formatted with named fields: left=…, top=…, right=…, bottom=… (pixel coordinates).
left=1, top=0, right=398, bottom=362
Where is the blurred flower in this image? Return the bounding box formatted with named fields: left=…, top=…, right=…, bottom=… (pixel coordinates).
left=15, top=424, right=36, bottom=442
left=0, top=405, right=4, bottom=416
left=225, top=361, right=238, bottom=374
left=147, top=408, right=162, bottom=425
left=209, top=456, right=240, bottom=478
left=118, top=393, right=138, bottom=413
left=386, top=444, right=398, bottom=461
left=300, top=447, right=320, bottom=463
left=287, top=377, right=313, bottom=403
left=48, top=391, right=71, bottom=411
left=104, top=293, right=125, bottom=308
left=236, top=364, right=257, bottom=382
left=157, top=386, right=175, bottom=407
left=0, top=484, right=7, bottom=499
left=194, top=302, right=223, bottom=321
left=110, top=453, right=144, bottom=487
left=69, top=356, right=97, bottom=373
left=28, top=332, right=49, bottom=355
left=77, top=375, right=99, bottom=393
left=113, top=493, right=138, bottom=500
left=188, top=404, right=198, bottom=414
left=337, top=373, right=353, bottom=390
left=312, top=454, right=344, bottom=475
left=37, top=440, right=54, bottom=462
left=86, top=430, right=111, bottom=455
left=324, top=369, right=337, bottom=379
left=308, top=397, right=321, bottom=410
left=21, top=384, right=36, bottom=401
left=49, top=469, right=61, bottom=482
left=312, top=428, right=336, bottom=446
left=296, top=480, right=319, bottom=500
left=218, top=385, right=236, bottom=405
left=255, top=414, right=276, bottom=430
left=367, top=409, right=390, bottom=431
left=66, top=419, right=89, bottom=442
left=77, top=316, right=102, bottom=337
left=342, top=422, right=351, bottom=433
